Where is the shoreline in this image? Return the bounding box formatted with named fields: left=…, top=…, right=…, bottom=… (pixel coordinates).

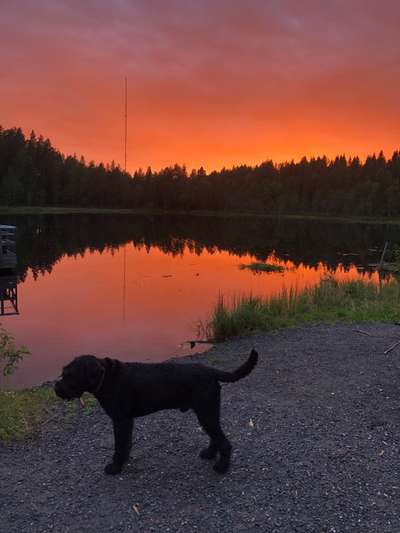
left=1, top=205, right=400, bottom=225
left=4, top=317, right=399, bottom=397
left=1, top=319, right=399, bottom=440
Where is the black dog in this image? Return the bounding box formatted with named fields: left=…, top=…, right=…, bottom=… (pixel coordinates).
left=54, top=349, right=258, bottom=475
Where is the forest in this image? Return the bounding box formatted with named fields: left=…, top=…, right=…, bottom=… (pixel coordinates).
left=1, top=126, right=400, bottom=216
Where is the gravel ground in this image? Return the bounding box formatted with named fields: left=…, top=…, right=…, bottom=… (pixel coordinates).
left=2, top=323, right=400, bottom=533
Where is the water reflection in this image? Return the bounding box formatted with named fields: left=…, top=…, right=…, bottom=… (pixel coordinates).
left=0, top=275, right=18, bottom=315
left=0, top=224, right=18, bottom=316
left=0, top=213, right=396, bottom=389
left=0, top=213, right=397, bottom=279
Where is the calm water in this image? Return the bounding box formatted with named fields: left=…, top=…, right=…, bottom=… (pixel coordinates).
left=0, top=213, right=394, bottom=389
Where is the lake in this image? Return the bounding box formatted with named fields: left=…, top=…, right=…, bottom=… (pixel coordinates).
left=0, top=213, right=394, bottom=389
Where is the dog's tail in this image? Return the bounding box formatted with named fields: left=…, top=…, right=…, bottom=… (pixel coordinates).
left=213, top=349, right=258, bottom=383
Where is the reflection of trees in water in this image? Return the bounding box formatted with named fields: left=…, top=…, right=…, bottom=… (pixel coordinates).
left=0, top=214, right=396, bottom=281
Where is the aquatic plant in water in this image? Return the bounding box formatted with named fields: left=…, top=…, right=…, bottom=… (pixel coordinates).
left=239, top=262, right=284, bottom=274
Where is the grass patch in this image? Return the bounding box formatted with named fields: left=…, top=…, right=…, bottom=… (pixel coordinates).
left=239, top=261, right=284, bottom=274
left=0, top=386, right=56, bottom=441
left=0, top=387, right=97, bottom=442
left=208, top=277, right=400, bottom=341
left=63, top=393, right=98, bottom=416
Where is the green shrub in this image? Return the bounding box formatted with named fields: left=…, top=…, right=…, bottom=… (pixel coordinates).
left=0, top=325, right=30, bottom=377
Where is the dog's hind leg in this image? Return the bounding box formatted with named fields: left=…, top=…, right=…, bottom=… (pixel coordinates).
left=199, top=440, right=218, bottom=460
left=194, top=386, right=232, bottom=474
left=105, top=418, right=134, bottom=475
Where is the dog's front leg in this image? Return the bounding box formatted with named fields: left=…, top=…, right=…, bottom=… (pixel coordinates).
left=105, top=418, right=134, bottom=475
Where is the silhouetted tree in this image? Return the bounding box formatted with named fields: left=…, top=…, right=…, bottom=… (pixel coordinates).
left=1, top=126, right=400, bottom=216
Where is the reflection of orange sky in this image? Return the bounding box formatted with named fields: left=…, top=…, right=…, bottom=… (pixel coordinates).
left=2, top=245, right=375, bottom=389
left=2, top=2, right=400, bottom=171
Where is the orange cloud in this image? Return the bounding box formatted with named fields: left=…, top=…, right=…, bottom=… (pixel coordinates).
left=2, top=0, right=400, bottom=171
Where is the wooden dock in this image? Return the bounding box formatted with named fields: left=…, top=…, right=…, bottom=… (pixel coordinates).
left=0, top=225, right=16, bottom=270
left=0, top=225, right=18, bottom=315
left=0, top=275, right=18, bottom=315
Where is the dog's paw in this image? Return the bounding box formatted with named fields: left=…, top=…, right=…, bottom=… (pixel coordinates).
left=199, top=447, right=217, bottom=460
left=213, top=460, right=230, bottom=474
left=104, top=462, right=122, bottom=475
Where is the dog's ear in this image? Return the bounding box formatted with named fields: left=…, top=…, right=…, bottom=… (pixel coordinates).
left=103, top=357, right=115, bottom=368
left=85, top=357, right=104, bottom=392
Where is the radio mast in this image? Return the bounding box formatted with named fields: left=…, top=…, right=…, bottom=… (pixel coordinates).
left=122, top=76, right=128, bottom=323
left=124, top=76, right=128, bottom=172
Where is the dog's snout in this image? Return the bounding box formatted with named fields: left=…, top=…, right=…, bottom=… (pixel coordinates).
left=54, top=381, right=62, bottom=397
left=54, top=380, right=68, bottom=399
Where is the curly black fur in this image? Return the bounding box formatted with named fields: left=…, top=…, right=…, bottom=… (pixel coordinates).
left=54, top=349, right=258, bottom=475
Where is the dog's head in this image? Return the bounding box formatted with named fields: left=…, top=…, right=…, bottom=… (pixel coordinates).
left=54, top=355, right=104, bottom=400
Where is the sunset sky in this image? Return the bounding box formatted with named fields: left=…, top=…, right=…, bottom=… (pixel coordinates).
left=2, top=0, right=400, bottom=172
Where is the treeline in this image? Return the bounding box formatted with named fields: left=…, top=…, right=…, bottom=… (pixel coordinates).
left=1, top=126, right=400, bottom=216
left=0, top=127, right=132, bottom=207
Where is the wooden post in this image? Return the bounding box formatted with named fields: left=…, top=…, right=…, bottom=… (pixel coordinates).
left=378, top=241, right=389, bottom=271
left=0, top=225, right=16, bottom=270
left=378, top=241, right=389, bottom=292
left=0, top=227, right=3, bottom=260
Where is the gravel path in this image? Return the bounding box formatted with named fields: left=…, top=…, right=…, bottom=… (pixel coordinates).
left=2, top=323, right=400, bottom=533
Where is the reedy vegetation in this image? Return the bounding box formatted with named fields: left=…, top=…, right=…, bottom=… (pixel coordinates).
left=208, top=278, right=400, bottom=341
